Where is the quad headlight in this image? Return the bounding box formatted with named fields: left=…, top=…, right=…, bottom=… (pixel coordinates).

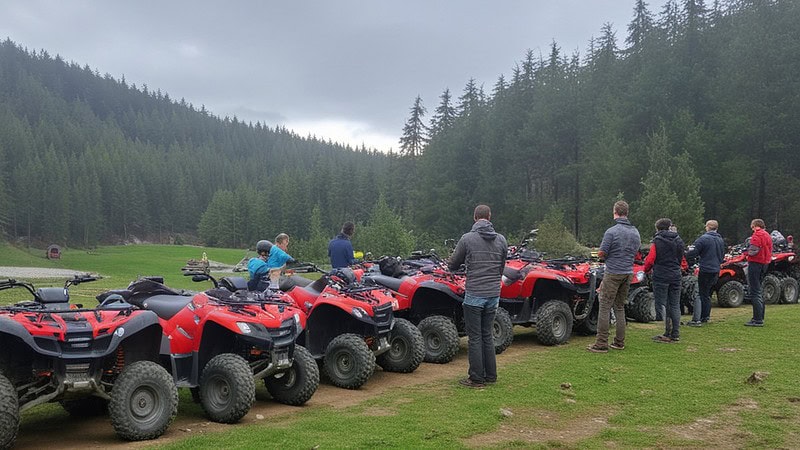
left=236, top=322, right=253, bottom=334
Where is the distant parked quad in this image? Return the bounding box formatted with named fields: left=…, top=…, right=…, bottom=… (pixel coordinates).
left=0, top=275, right=178, bottom=447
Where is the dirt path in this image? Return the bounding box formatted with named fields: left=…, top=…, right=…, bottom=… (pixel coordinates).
left=15, top=329, right=548, bottom=449
left=0, top=267, right=93, bottom=279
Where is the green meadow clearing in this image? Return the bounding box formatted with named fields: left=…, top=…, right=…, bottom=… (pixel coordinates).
left=3, top=243, right=800, bottom=449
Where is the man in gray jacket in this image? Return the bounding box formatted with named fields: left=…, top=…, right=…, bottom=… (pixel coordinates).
left=449, top=204, right=508, bottom=388
left=588, top=200, right=641, bottom=353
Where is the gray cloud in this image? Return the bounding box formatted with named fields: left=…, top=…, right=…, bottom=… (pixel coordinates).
left=1, top=0, right=668, bottom=151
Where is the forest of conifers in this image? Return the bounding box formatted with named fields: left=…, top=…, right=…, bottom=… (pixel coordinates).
left=0, top=0, right=798, bottom=254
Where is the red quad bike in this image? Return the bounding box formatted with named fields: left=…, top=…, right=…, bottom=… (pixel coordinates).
left=0, top=275, right=178, bottom=447
left=98, top=272, right=318, bottom=424
left=766, top=231, right=799, bottom=304
left=360, top=250, right=515, bottom=364
left=499, top=248, right=601, bottom=346
left=278, top=265, right=424, bottom=390
left=712, top=237, right=788, bottom=308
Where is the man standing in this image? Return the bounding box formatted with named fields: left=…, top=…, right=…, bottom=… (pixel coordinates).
left=448, top=205, right=507, bottom=388
left=745, top=219, right=772, bottom=327
left=266, top=233, right=295, bottom=288
left=685, top=220, right=725, bottom=326
left=643, top=219, right=685, bottom=343
left=588, top=200, right=641, bottom=353
left=329, top=222, right=355, bottom=269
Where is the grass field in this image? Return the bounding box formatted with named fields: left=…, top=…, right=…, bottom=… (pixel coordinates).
left=3, top=243, right=800, bottom=448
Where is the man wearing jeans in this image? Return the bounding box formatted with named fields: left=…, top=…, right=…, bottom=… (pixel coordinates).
left=588, top=200, right=641, bottom=353
left=685, top=220, right=725, bottom=326
left=745, top=218, right=772, bottom=327
left=448, top=205, right=507, bottom=388
left=643, top=218, right=686, bottom=343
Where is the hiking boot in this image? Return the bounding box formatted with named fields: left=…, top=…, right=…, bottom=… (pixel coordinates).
left=652, top=335, right=672, bottom=343
left=459, top=378, right=485, bottom=388
left=744, top=320, right=764, bottom=327
left=485, top=378, right=497, bottom=385
left=686, top=321, right=702, bottom=327
left=586, top=344, right=608, bottom=353
left=609, top=343, right=625, bottom=350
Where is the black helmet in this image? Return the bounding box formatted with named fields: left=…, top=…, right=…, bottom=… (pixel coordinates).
left=256, top=240, right=273, bottom=255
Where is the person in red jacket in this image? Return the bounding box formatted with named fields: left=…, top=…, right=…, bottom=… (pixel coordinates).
left=745, top=218, right=772, bottom=327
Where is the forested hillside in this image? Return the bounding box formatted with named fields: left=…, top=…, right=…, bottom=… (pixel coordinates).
left=1, top=0, right=799, bottom=252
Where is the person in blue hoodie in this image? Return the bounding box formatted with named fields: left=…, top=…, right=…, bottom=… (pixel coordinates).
left=328, top=222, right=356, bottom=268
left=685, top=220, right=725, bottom=326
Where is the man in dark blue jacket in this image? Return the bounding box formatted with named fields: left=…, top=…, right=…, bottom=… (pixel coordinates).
left=685, top=220, right=725, bottom=325
left=328, top=222, right=355, bottom=268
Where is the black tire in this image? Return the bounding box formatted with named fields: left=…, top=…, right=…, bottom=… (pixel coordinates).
left=680, top=275, right=698, bottom=316
left=417, top=315, right=460, bottom=364
left=323, top=333, right=375, bottom=389
left=626, top=288, right=656, bottom=323
left=717, top=281, right=745, bottom=308
left=763, top=274, right=781, bottom=305
left=575, top=301, right=599, bottom=336
left=535, top=301, right=573, bottom=346
left=60, top=396, right=109, bottom=417
left=109, top=360, right=178, bottom=441
left=199, top=353, right=255, bottom=423
left=377, top=318, right=424, bottom=373
left=781, top=276, right=799, bottom=304
left=0, top=373, right=19, bottom=449
left=265, top=345, right=319, bottom=406
left=492, top=307, right=514, bottom=354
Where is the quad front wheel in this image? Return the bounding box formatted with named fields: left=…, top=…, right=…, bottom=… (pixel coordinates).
left=199, top=353, right=255, bottom=423
left=781, top=277, right=799, bottom=304
left=626, top=288, right=656, bottom=323
left=493, top=307, right=514, bottom=354
left=265, top=345, right=320, bottom=406
left=716, top=281, right=745, bottom=307
left=109, top=360, right=178, bottom=441
left=763, top=275, right=781, bottom=305
left=0, top=373, right=19, bottom=449
left=323, top=333, right=375, bottom=389
left=535, top=301, right=573, bottom=346
left=377, top=318, right=424, bottom=373
left=417, top=315, right=460, bottom=364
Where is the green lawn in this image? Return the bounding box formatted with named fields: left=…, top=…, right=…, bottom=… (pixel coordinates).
left=4, top=243, right=800, bottom=448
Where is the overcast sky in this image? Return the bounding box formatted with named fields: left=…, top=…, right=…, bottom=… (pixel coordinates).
left=2, top=1, right=667, bottom=152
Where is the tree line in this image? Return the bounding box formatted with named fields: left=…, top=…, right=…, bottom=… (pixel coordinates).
left=1, top=0, right=798, bottom=257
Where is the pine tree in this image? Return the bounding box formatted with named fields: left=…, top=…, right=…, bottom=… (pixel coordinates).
left=398, top=95, right=428, bottom=157
left=428, top=89, right=456, bottom=137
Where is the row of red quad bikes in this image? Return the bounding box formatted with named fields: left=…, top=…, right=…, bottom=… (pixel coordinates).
left=2, top=236, right=797, bottom=447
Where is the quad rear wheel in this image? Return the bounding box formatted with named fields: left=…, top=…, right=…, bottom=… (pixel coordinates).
left=0, top=373, right=19, bottom=449
left=717, top=281, right=745, bottom=308
left=265, top=345, right=319, bottom=406
left=493, top=307, right=514, bottom=354
left=535, top=300, right=573, bottom=346
left=417, top=315, right=460, bottom=364
left=680, top=275, right=698, bottom=315
left=323, top=333, right=375, bottom=389
left=377, top=318, right=424, bottom=373
left=781, top=276, right=799, bottom=304
left=199, top=353, right=255, bottom=423
left=109, top=360, right=178, bottom=441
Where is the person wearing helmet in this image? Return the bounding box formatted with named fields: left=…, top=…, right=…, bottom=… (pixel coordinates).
left=247, top=240, right=273, bottom=291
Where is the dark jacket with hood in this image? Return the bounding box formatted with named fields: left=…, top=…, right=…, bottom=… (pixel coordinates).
left=448, top=219, right=508, bottom=298
left=686, top=230, right=725, bottom=273
left=328, top=233, right=355, bottom=268
left=643, top=230, right=685, bottom=284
